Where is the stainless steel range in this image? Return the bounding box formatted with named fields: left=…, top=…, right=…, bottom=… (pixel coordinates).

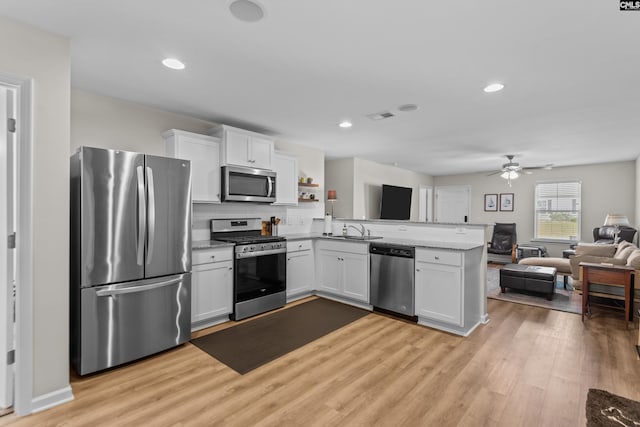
left=211, top=218, right=286, bottom=320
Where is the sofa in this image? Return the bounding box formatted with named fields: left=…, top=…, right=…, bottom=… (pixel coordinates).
left=519, top=241, right=640, bottom=290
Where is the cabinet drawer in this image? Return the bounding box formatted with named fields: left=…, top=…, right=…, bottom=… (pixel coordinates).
left=192, top=247, right=234, bottom=265
left=287, top=240, right=312, bottom=252
left=415, top=248, right=461, bottom=267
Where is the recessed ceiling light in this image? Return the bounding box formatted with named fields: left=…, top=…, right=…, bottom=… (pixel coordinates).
left=483, top=83, right=504, bottom=93
left=229, top=0, right=265, bottom=22
left=338, top=121, right=352, bottom=128
left=398, top=104, right=419, bottom=112
left=162, top=58, right=185, bottom=70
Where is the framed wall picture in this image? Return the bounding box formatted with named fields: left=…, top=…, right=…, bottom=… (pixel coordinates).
left=500, top=193, right=514, bottom=211
left=484, top=194, right=498, bottom=211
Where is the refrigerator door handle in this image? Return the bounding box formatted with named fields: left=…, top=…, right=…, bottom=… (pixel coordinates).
left=95, top=277, right=182, bottom=297
left=267, top=176, right=273, bottom=197
left=136, top=166, right=146, bottom=266
left=146, top=166, right=156, bottom=264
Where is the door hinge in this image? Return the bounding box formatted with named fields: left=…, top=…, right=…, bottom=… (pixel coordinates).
left=7, top=350, right=14, bottom=365
left=8, top=118, right=16, bottom=133
left=8, top=233, right=16, bottom=249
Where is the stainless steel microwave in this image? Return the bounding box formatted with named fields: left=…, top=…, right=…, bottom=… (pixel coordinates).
left=222, top=166, right=277, bottom=203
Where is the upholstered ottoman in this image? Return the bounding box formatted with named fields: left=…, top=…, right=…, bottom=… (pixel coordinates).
left=500, top=264, right=557, bottom=300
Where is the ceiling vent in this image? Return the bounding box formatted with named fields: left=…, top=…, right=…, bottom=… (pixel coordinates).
left=366, top=111, right=395, bottom=121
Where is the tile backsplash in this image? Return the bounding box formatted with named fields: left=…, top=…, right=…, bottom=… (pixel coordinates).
left=193, top=201, right=325, bottom=240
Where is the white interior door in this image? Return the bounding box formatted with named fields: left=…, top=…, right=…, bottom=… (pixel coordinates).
left=434, top=185, right=471, bottom=223
left=0, top=85, right=15, bottom=409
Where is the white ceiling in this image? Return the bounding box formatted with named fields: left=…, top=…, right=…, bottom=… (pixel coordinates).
left=2, top=1, right=640, bottom=175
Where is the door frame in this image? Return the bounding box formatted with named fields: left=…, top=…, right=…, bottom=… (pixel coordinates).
left=418, top=185, right=433, bottom=222
left=0, top=73, right=34, bottom=416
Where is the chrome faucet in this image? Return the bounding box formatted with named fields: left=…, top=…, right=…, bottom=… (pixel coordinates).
left=348, top=223, right=366, bottom=237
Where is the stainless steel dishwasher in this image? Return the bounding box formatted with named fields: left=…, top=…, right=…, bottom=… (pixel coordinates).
left=369, top=243, right=415, bottom=317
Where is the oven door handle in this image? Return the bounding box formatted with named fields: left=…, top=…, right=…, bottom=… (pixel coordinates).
left=236, top=247, right=287, bottom=259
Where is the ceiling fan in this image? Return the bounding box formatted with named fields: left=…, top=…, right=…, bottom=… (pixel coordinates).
left=488, top=155, right=553, bottom=187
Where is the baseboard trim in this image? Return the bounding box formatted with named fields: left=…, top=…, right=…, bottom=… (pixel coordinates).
left=31, top=385, right=74, bottom=413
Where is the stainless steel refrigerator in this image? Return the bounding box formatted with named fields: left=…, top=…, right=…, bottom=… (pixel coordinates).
left=70, top=146, right=192, bottom=375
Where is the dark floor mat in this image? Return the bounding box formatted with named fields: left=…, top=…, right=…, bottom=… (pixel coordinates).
left=586, top=388, right=640, bottom=426
left=191, top=298, right=369, bottom=374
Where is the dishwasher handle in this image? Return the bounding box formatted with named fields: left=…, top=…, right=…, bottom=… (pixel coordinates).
left=369, top=244, right=415, bottom=258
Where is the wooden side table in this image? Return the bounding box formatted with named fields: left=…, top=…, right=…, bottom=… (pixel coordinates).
left=580, top=262, right=635, bottom=326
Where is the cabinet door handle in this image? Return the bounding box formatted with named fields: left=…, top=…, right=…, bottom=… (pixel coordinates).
left=416, top=268, right=421, bottom=272
left=228, top=267, right=233, bottom=270
left=434, top=256, right=440, bottom=260
left=287, top=257, right=291, bottom=261
left=211, top=255, right=216, bottom=259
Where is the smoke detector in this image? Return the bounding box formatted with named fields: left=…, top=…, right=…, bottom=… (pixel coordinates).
left=229, top=0, right=265, bottom=22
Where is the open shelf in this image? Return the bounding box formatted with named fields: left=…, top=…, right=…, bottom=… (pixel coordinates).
left=298, top=182, right=320, bottom=187
left=298, top=198, right=319, bottom=202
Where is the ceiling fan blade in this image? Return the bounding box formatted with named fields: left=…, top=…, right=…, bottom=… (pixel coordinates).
left=522, top=163, right=553, bottom=171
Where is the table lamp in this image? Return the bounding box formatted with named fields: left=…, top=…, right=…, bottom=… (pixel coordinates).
left=327, top=190, right=337, bottom=217
left=603, top=214, right=630, bottom=243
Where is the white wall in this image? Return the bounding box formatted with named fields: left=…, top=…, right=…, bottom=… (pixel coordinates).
left=325, top=158, right=355, bottom=219
left=0, top=17, right=70, bottom=399
left=434, top=161, right=636, bottom=257
left=71, top=89, right=214, bottom=154
left=326, top=157, right=434, bottom=221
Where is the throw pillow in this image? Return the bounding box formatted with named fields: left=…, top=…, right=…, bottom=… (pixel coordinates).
left=575, top=244, right=616, bottom=258
left=626, top=249, right=640, bottom=269
left=615, top=240, right=635, bottom=256
left=614, top=245, right=637, bottom=261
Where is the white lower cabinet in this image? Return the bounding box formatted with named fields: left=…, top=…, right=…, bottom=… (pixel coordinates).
left=414, top=247, right=483, bottom=336
left=286, top=240, right=314, bottom=301
left=191, top=247, right=234, bottom=330
left=415, top=259, right=462, bottom=326
left=316, top=240, right=369, bottom=303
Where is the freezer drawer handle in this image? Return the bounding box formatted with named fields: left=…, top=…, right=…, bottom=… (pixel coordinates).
left=95, top=277, right=181, bottom=297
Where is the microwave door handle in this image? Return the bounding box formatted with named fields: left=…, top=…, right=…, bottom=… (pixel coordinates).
left=146, top=166, right=156, bottom=264
left=267, top=176, right=273, bottom=197
left=136, top=166, right=145, bottom=266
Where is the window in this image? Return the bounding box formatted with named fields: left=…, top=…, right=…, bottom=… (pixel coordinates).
left=534, top=181, right=581, bottom=241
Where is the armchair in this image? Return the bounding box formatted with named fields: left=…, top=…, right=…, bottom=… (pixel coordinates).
left=592, top=225, right=637, bottom=245
left=487, top=223, right=517, bottom=264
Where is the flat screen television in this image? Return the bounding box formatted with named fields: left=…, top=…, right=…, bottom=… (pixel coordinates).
left=380, top=184, right=412, bottom=220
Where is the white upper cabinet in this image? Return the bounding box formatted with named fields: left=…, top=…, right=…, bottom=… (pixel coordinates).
left=272, top=151, right=298, bottom=205
left=210, top=124, right=274, bottom=170
left=163, top=129, right=221, bottom=203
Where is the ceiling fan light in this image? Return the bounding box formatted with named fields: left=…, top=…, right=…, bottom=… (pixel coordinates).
left=500, top=171, right=519, bottom=179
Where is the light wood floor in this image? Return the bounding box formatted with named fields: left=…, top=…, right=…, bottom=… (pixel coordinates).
left=2, top=296, right=639, bottom=427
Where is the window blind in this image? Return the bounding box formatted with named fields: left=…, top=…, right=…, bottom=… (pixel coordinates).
left=534, top=181, right=581, bottom=241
